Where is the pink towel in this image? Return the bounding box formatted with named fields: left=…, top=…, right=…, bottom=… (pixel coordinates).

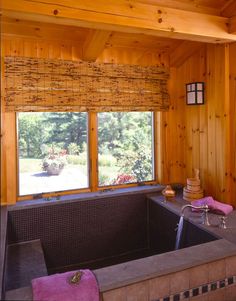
left=191, top=197, right=233, bottom=215
left=31, top=269, right=99, bottom=301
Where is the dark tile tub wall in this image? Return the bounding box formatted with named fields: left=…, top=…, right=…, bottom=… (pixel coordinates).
left=149, top=200, right=179, bottom=253
left=7, top=191, right=219, bottom=280
left=149, top=200, right=218, bottom=253
left=0, top=206, right=8, bottom=300
left=7, top=193, right=148, bottom=273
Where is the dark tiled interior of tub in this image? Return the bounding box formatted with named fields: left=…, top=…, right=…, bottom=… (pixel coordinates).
left=6, top=194, right=218, bottom=289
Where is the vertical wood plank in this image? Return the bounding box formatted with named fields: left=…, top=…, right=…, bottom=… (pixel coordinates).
left=198, top=46, right=208, bottom=192
left=206, top=44, right=230, bottom=202
left=229, top=43, right=236, bottom=204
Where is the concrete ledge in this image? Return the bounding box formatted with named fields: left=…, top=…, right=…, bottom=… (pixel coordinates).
left=94, top=238, right=236, bottom=292
left=5, top=240, right=48, bottom=291
left=5, top=286, right=33, bottom=301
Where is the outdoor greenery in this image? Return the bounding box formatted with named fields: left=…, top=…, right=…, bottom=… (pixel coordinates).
left=97, top=112, right=153, bottom=185
left=18, top=112, right=154, bottom=189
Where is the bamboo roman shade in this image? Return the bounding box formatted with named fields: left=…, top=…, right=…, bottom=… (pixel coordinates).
left=4, top=56, right=169, bottom=112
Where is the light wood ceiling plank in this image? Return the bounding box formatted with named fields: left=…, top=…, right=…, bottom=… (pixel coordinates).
left=106, top=32, right=181, bottom=51
left=2, top=0, right=236, bottom=43
left=1, top=17, right=90, bottom=41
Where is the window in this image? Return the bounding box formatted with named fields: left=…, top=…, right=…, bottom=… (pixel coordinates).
left=17, top=111, right=155, bottom=197
left=98, top=112, right=154, bottom=186
left=18, top=112, right=89, bottom=196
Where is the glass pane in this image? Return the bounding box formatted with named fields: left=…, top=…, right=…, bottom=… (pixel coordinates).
left=18, top=112, right=88, bottom=196
left=98, top=112, right=154, bottom=186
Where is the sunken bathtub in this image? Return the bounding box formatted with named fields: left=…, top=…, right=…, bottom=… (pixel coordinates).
left=4, top=187, right=236, bottom=300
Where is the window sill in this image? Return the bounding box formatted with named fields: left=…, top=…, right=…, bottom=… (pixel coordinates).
left=9, top=184, right=170, bottom=210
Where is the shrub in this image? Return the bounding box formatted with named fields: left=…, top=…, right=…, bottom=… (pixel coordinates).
left=68, top=143, right=80, bottom=155
left=67, top=152, right=87, bottom=165
left=112, top=173, right=136, bottom=185
left=99, top=154, right=116, bottom=167
left=99, top=173, right=110, bottom=186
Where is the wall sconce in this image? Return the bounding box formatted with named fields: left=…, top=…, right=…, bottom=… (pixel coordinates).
left=186, top=82, right=204, bottom=105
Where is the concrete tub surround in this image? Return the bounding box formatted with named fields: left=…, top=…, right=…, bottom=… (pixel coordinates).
left=99, top=193, right=236, bottom=300
left=4, top=188, right=236, bottom=300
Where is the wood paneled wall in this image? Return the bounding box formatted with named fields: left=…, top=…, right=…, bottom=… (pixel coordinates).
left=2, top=37, right=169, bottom=65
left=2, top=36, right=236, bottom=206
left=167, top=44, right=234, bottom=205
left=229, top=43, right=236, bottom=204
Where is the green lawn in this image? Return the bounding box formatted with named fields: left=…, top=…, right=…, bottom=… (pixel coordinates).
left=19, top=158, right=42, bottom=173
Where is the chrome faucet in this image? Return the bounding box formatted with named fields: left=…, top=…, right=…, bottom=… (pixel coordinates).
left=181, top=204, right=210, bottom=226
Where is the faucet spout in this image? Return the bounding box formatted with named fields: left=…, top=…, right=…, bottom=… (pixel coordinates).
left=181, top=204, right=208, bottom=216
left=181, top=204, right=210, bottom=226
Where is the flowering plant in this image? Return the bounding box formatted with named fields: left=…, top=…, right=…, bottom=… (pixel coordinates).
left=112, top=173, right=136, bottom=185
left=42, top=147, right=67, bottom=175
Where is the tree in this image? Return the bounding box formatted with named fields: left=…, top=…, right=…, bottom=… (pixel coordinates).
left=42, top=112, right=87, bottom=151
left=98, top=112, right=153, bottom=183
left=18, top=113, right=46, bottom=158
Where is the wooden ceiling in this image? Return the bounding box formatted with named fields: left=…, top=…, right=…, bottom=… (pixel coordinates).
left=1, top=0, right=236, bottom=66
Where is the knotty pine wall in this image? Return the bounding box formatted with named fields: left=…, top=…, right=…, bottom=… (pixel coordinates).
left=1, top=36, right=236, bottom=205
left=167, top=44, right=234, bottom=205
left=229, top=43, right=236, bottom=205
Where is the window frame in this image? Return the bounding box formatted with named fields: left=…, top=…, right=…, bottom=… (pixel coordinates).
left=16, top=112, right=159, bottom=201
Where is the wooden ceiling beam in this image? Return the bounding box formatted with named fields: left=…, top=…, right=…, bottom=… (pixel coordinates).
left=169, top=41, right=204, bottom=67
left=1, top=0, right=236, bottom=43
left=82, top=29, right=112, bottom=61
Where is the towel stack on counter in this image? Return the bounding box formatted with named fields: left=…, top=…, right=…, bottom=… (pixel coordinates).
left=191, top=196, right=233, bottom=216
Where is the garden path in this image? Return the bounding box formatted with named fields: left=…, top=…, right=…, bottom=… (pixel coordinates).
left=19, top=167, right=88, bottom=196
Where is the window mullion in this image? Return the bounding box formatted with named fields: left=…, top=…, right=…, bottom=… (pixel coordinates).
left=88, top=112, right=98, bottom=191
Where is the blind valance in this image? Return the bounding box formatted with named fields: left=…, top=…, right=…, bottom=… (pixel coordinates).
left=4, top=56, right=169, bottom=112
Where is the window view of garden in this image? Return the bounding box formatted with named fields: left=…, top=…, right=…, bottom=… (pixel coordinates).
left=18, top=112, right=89, bottom=195
left=98, top=112, right=154, bottom=186
left=18, top=111, right=154, bottom=196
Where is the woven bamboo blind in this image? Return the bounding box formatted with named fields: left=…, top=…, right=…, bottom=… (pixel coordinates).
left=4, top=56, right=169, bottom=112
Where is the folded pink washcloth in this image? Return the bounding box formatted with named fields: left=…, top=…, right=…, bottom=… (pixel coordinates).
left=31, top=269, right=99, bottom=301
left=191, top=197, right=233, bottom=215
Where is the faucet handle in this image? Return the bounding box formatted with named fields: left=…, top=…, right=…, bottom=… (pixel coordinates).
left=219, top=216, right=227, bottom=229
left=202, top=206, right=210, bottom=226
